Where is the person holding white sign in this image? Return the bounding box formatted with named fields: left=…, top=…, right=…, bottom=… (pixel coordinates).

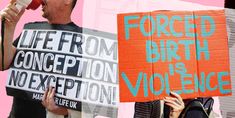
left=0, top=0, right=79, bottom=118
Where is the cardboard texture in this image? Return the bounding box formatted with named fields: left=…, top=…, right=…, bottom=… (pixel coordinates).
left=118, top=10, right=232, bottom=102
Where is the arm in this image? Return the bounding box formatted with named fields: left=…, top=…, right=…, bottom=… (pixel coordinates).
left=164, top=92, right=185, bottom=118
left=42, top=87, right=68, bottom=115
left=0, top=2, right=25, bottom=71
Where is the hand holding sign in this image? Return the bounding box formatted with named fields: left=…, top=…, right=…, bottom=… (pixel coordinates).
left=42, top=87, right=68, bottom=115
left=164, top=92, right=185, bottom=118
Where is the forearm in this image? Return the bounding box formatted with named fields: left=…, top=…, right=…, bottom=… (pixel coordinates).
left=0, top=2, right=25, bottom=71
left=0, top=24, right=16, bottom=71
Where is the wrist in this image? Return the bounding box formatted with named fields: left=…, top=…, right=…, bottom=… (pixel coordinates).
left=5, top=24, right=16, bottom=31
left=47, top=106, right=68, bottom=115
left=169, top=110, right=182, bottom=118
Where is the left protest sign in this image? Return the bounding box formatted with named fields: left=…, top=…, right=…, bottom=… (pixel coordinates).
left=6, top=22, right=119, bottom=116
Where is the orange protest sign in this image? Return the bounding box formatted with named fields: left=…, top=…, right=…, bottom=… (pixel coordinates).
left=117, top=10, right=231, bottom=102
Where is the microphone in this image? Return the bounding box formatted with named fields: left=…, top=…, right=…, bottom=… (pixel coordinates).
left=15, top=0, right=42, bottom=11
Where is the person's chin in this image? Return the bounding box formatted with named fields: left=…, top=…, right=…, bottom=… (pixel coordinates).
left=42, top=14, right=46, bottom=18
left=42, top=13, right=47, bottom=18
